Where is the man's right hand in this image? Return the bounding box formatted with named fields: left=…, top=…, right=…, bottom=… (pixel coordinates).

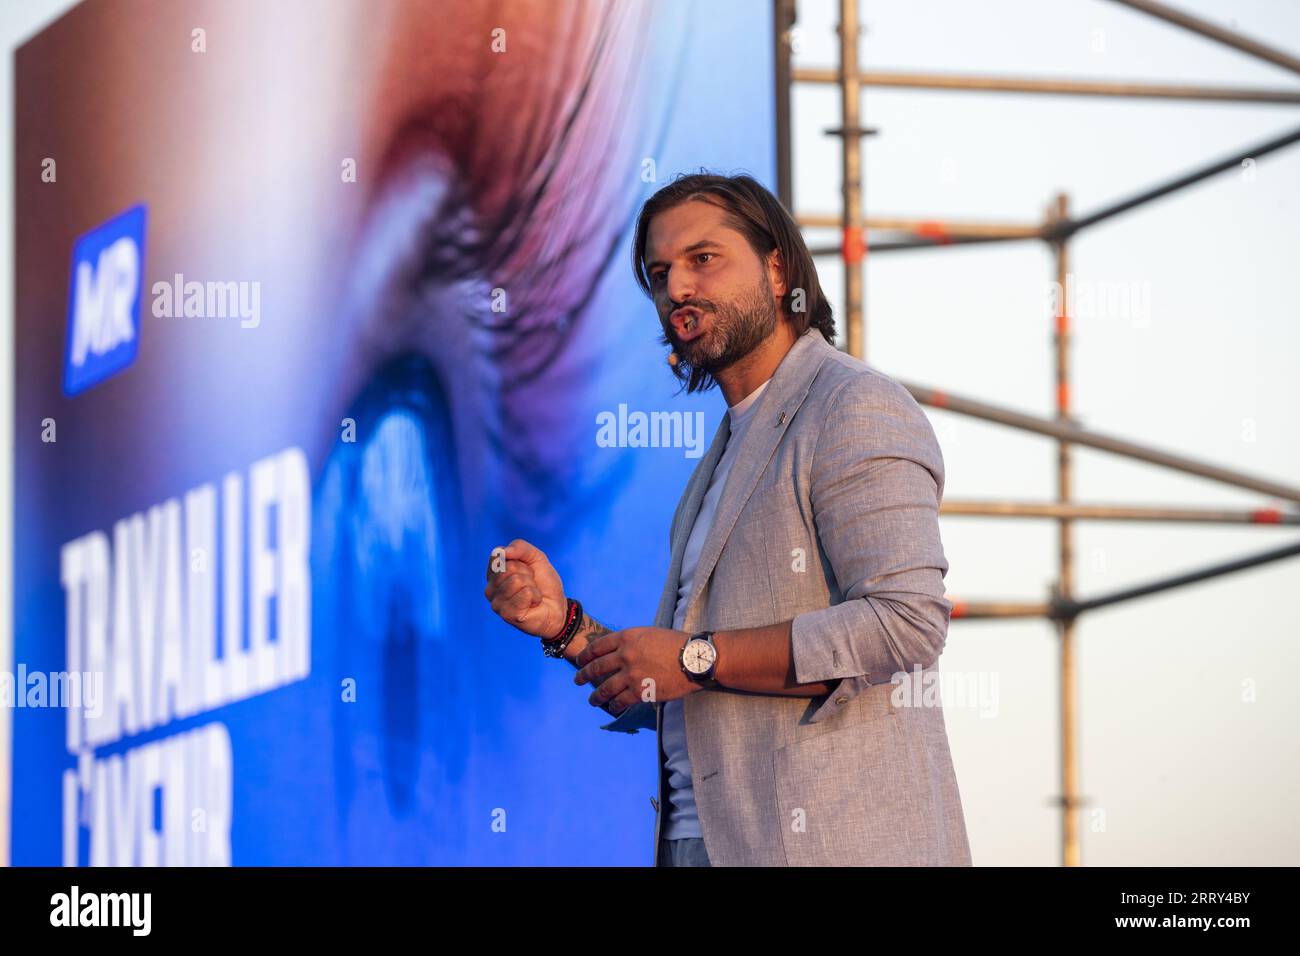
left=484, top=539, right=569, bottom=640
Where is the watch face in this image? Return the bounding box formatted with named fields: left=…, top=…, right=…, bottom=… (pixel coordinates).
left=682, top=638, right=716, bottom=675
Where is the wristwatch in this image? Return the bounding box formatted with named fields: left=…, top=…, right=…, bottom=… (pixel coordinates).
left=679, top=631, right=719, bottom=686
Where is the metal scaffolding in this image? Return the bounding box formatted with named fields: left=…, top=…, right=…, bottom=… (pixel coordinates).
left=775, top=0, right=1300, bottom=866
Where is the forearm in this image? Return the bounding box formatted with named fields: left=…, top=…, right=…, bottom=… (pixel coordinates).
left=712, top=621, right=837, bottom=697
left=559, top=609, right=614, bottom=669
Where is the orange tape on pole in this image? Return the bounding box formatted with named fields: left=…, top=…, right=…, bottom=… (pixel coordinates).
left=843, top=226, right=866, bottom=265
left=916, top=220, right=951, bottom=243
left=1251, top=508, right=1283, bottom=524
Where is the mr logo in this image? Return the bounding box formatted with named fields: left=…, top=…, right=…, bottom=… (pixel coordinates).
left=63, top=204, right=147, bottom=396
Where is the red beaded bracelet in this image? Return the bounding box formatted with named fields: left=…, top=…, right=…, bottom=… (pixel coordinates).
left=541, top=597, right=582, bottom=658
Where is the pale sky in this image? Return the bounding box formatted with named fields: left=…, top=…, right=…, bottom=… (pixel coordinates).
left=3, top=0, right=1297, bottom=866
left=791, top=0, right=1300, bottom=866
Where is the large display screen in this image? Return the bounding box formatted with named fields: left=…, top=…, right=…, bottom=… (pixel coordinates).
left=12, top=0, right=777, bottom=865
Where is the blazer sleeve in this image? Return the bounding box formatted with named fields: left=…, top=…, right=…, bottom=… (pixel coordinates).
left=789, top=371, right=953, bottom=722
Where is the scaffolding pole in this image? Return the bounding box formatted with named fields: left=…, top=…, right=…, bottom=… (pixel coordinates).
left=1049, top=194, right=1080, bottom=867
left=834, top=0, right=866, bottom=358
left=794, top=68, right=1300, bottom=105
left=941, top=501, right=1300, bottom=525
left=1108, top=0, right=1300, bottom=78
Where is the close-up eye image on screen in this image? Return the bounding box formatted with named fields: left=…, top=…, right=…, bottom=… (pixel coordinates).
left=0, top=0, right=1296, bottom=941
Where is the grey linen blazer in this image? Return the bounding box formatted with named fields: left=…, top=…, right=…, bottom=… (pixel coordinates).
left=600, top=327, right=972, bottom=867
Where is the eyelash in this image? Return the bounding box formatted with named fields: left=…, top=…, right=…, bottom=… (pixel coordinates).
left=651, top=252, right=715, bottom=286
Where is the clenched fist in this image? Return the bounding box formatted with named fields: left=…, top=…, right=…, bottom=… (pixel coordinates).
left=484, top=539, right=568, bottom=639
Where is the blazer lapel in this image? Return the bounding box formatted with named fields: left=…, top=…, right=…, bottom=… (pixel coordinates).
left=680, top=329, right=832, bottom=633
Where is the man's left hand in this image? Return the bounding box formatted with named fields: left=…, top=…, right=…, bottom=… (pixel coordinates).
left=573, top=627, right=703, bottom=714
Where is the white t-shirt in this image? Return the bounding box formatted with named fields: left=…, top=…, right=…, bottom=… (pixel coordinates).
left=661, top=377, right=772, bottom=839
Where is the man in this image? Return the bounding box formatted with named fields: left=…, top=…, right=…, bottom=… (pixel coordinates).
left=485, top=172, right=972, bottom=867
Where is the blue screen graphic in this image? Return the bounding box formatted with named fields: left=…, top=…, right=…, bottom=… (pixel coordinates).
left=13, top=0, right=776, bottom=865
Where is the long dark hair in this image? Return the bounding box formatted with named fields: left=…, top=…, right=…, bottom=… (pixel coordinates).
left=631, top=171, right=836, bottom=393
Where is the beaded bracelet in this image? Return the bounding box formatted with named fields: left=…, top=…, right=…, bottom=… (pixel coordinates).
left=541, top=597, right=583, bottom=658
